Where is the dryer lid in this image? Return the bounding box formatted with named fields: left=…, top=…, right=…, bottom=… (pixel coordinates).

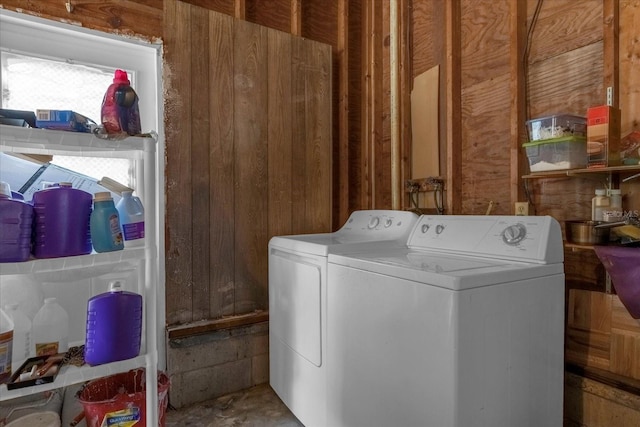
left=269, top=210, right=418, bottom=256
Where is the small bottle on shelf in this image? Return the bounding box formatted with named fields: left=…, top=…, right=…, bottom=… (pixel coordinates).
left=604, top=188, right=623, bottom=222
left=591, top=188, right=610, bottom=222
left=90, top=192, right=125, bottom=253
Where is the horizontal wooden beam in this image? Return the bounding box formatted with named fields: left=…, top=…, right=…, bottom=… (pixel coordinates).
left=167, top=311, right=269, bottom=339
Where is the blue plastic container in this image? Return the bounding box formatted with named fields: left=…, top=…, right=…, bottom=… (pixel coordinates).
left=32, top=182, right=92, bottom=259
left=90, top=192, right=124, bottom=253
left=84, top=281, right=142, bottom=366
left=0, top=182, right=33, bottom=262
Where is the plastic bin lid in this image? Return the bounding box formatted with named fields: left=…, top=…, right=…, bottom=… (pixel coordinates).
left=522, top=135, right=586, bottom=148
left=525, top=114, right=586, bottom=124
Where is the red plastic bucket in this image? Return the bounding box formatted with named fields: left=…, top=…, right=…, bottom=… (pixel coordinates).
left=76, top=369, right=169, bottom=427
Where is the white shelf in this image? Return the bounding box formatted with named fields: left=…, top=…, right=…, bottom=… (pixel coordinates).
left=0, top=247, right=145, bottom=277
left=0, top=124, right=156, bottom=158
left=0, top=125, right=159, bottom=426
left=0, top=355, right=149, bottom=401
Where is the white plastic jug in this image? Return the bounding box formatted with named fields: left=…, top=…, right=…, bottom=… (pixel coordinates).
left=115, top=190, right=145, bottom=248
left=32, top=298, right=69, bottom=356
left=5, top=303, right=32, bottom=371
left=0, top=306, right=14, bottom=383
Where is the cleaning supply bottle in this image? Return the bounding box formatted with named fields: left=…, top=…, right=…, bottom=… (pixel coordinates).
left=32, top=182, right=93, bottom=259
left=591, top=188, right=610, bottom=222
left=605, top=188, right=623, bottom=222
left=0, top=306, right=13, bottom=384
left=90, top=192, right=124, bottom=253
left=32, top=297, right=69, bottom=357
left=115, top=191, right=145, bottom=248
left=4, top=303, right=31, bottom=372
left=101, top=69, right=141, bottom=136
left=84, top=280, right=142, bottom=365
left=0, top=181, right=34, bottom=262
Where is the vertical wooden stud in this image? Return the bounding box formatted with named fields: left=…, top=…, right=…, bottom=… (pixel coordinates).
left=510, top=0, right=527, bottom=211
left=445, top=0, right=462, bottom=214
left=603, top=0, right=619, bottom=108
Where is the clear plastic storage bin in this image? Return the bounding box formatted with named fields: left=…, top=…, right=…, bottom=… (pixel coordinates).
left=523, top=136, right=587, bottom=172
left=526, top=114, right=586, bottom=142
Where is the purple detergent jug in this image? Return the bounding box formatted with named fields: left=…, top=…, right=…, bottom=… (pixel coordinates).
left=0, top=182, right=33, bottom=262
left=32, top=182, right=92, bottom=258
left=84, top=280, right=142, bottom=366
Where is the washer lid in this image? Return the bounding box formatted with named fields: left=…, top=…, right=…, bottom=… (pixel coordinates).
left=328, top=248, right=564, bottom=291
left=269, top=210, right=418, bottom=256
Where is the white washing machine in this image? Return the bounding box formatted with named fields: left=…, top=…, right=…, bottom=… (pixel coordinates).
left=326, top=215, right=565, bottom=427
left=269, top=210, right=419, bottom=427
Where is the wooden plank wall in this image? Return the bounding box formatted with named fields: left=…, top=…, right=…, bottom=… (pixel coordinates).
left=3, top=0, right=638, bottom=326
left=163, top=0, right=332, bottom=325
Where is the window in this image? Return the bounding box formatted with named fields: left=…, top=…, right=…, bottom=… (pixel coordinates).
left=0, top=9, right=161, bottom=189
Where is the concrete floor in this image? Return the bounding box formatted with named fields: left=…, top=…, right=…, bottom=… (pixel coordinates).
left=165, top=384, right=303, bottom=427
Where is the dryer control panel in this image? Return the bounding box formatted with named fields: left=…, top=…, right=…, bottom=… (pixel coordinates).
left=407, top=215, right=564, bottom=264
left=337, top=210, right=418, bottom=238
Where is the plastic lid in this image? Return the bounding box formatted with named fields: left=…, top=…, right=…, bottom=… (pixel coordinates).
left=59, top=182, right=73, bottom=187
left=609, top=189, right=622, bottom=195
left=595, top=189, right=607, bottom=196
left=121, top=190, right=133, bottom=197
left=44, top=297, right=57, bottom=304
left=109, top=280, right=123, bottom=292
left=0, top=181, right=11, bottom=198
left=114, top=69, right=130, bottom=84
left=94, top=191, right=113, bottom=202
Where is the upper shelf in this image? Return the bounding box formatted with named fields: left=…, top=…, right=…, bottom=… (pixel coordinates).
left=523, top=165, right=640, bottom=179
left=0, top=124, right=156, bottom=158
left=0, top=247, right=145, bottom=278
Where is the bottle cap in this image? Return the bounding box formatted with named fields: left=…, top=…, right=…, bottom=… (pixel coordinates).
left=609, top=189, right=621, bottom=195
left=109, top=280, right=123, bottom=292
left=113, top=69, right=130, bottom=84
left=94, top=191, right=113, bottom=202
left=595, top=189, right=607, bottom=196
left=0, top=181, right=11, bottom=198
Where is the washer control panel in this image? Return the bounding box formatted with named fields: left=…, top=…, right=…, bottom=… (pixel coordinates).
left=407, top=215, right=563, bottom=263
left=339, top=210, right=419, bottom=238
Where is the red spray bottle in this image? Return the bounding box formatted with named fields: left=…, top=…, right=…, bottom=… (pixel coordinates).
left=101, top=69, right=141, bottom=136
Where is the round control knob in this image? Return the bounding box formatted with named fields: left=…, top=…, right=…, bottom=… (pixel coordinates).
left=421, top=224, right=430, bottom=233
left=435, top=224, right=445, bottom=235
left=368, top=216, right=380, bottom=229
left=502, top=223, right=527, bottom=245
left=385, top=218, right=393, bottom=228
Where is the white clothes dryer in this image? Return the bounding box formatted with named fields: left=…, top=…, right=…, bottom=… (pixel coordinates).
left=269, top=210, right=419, bottom=427
left=326, top=215, right=565, bottom=427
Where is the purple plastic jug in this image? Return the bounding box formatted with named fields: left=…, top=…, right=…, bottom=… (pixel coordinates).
left=0, top=182, right=33, bottom=262
left=32, top=182, right=92, bottom=259
left=84, top=280, right=142, bottom=366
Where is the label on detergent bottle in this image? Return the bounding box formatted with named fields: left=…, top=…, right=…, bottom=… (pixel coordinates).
left=122, top=222, right=145, bottom=241
left=101, top=407, right=141, bottom=427
left=0, top=330, right=13, bottom=383
left=108, top=213, right=124, bottom=246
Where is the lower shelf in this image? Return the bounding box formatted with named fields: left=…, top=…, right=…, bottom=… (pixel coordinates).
left=0, top=354, right=149, bottom=401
